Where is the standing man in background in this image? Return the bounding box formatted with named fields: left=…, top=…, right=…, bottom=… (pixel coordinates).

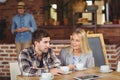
left=11, top=1, right=37, bottom=55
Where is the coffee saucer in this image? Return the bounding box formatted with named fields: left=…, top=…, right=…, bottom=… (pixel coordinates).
left=99, top=70, right=113, bottom=73
left=39, top=78, right=53, bottom=80
left=75, top=67, right=87, bottom=71
left=64, top=71, right=72, bottom=74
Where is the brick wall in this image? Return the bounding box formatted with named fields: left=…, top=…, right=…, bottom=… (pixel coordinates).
left=106, top=45, right=120, bottom=68
left=0, top=44, right=120, bottom=77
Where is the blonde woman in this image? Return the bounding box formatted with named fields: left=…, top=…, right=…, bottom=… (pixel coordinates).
left=59, top=28, right=94, bottom=70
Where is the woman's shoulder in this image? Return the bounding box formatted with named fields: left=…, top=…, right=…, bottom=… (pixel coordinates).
left=84, top=51, right=93, bottom=57
left=61, top=46, right=73, bottom=54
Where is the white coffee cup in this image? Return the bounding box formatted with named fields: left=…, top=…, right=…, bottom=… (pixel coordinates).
left=100, top=65, right=110, bottom=72
left=76, top=63, right=84, bottom=70
left=117, top=61, right=120, bottom=72
left=60, top=66, right=69, bottom=73
left=41, top=73, right=54, bottom=80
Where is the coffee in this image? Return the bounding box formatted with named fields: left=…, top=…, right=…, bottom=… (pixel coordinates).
left=76, top=63, right=84, bottom=70
left=117, top=61, right=120, bottom=72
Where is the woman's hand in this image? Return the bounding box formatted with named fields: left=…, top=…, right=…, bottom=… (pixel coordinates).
left=68, top=64, right=75, bottom=70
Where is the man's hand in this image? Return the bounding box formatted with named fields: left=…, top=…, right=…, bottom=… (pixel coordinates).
left=14, top=27, right=30, bottom=33
left=14, top=28, right=22, bottom=32
left=50, top=68, right=64, bottom=75
left=21, top=27, right=30, bottom=32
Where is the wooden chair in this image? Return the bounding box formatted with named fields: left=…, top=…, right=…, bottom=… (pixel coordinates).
left=87, top=34, right=108, bottom=67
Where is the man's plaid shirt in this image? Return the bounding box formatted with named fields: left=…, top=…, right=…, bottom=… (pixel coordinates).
left=18, top=46, right=61, bottom=76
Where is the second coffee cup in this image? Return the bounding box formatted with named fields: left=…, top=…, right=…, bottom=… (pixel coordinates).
left=60, top=66, right=69, bottom=73
left=76, top=63, right=84, bottom=70
left=100, top=65, right=110, bottom=72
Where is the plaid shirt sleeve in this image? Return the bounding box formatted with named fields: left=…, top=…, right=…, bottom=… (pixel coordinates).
left=42, top=49, right=61, bottom=72
left=18, top=49, right=45, bottom=76
left=44, top=49, right=61, bottom=71
left=50, top=51, right=61, bottom=67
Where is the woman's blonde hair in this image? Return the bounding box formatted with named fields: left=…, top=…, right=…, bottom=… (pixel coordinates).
left=71, top=28, right=92, bottom=54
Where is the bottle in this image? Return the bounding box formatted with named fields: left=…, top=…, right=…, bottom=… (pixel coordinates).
left=117, top=61, right=120, bottom=72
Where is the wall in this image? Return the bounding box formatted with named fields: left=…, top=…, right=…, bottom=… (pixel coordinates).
left=106, top=45, right=120, bottom=68
left=80, top=25, right=120, bottom=44
left=0, top=44, right=119, bottom=77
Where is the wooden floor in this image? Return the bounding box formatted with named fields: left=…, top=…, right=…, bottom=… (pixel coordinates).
left=0, top=77, right=10, bottom=80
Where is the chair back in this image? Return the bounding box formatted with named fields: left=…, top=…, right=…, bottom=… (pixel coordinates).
left=9, top=62, right=21, bottom=80
left=87, top=34, right=108, bottom=67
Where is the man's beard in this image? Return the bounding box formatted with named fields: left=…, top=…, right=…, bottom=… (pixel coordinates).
left=42, top=48, right=48, bottom=53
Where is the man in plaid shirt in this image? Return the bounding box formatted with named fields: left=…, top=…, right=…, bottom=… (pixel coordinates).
left=18, top=29, right=64, bottom=76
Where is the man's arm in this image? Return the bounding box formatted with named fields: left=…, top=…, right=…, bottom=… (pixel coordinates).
left=29, top=15, right=37, bottom=32
left=18, top=50, right=45, bottom=76
left=49, top=50, right=61, bottom=68
left=11, top=17, right=23, bottom=33
left=11, top=18, right=16, bottom=34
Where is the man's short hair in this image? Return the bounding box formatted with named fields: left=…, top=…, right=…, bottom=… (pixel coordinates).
left=32, top=29, right=50, bottom=43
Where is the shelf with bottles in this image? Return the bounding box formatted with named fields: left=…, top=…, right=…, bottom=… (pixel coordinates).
left=72, top=10, right=97, bottom=27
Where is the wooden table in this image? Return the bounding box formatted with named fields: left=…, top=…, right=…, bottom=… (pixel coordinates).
left=16, top=67, right=120, bottom=80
